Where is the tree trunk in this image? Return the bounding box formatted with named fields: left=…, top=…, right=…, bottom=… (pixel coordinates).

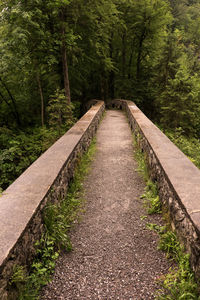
left=60, top=9, right=71, bottom=104
left=136, top=29, right=146, bottom=81
left=36, top=73, right=44, bottom=127
left=128, top=41, right=134, bottom=79
left=100, top=73, right=106, bottom=101
left=0, top=76, right=21, bottom=126
left=0, top=90, right=18, bottom=122
left=122, top=32, right=126, bottom=79
left=109, top=32, right=115, bottom=99
left=109, top=71, right=115, bottom=99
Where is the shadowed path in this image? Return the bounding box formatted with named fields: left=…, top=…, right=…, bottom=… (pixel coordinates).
left=41, top=110, right=171, bottom=299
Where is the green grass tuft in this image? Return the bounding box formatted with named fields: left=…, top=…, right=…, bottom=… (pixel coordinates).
left=141, top=180, right=162, bottom=214
left=156, top=230, right=200, bottom=300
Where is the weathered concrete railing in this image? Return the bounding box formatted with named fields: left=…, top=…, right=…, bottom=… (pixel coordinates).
left=107, top=99, right=200, bottom=277
left=0, top=101, right=105, bottom=299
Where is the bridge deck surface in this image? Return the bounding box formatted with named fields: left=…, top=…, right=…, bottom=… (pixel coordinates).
left=41, top=110, right=171, bottom=299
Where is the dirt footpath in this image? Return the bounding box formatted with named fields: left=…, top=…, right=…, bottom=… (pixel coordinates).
left=41, top=110, right=171, bottom=300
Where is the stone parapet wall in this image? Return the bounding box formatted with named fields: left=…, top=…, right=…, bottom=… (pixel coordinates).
left=0, top=101, right=105, bottom=299
left=108, top=99, right=200, bottom=277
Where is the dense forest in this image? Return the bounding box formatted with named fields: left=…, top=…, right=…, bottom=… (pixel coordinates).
left=0, top=0, right=200, bottom=190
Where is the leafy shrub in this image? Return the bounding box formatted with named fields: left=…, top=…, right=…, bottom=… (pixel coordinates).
left=0, top=91, right=78, bottom=191
left=165, top=127, right=200, bottom=169
left=0, top=126, right=74, bottom=191
left=156, top=230, right=200, bottom=299
left=47, top=89, right=76, bottom=133
left=0, top=132, right=43, bottom=189
left=141, top=180, right=162, bottom=214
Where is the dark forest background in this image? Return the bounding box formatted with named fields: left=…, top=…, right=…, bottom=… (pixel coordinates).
left=1, top=0, right=200, bottom=190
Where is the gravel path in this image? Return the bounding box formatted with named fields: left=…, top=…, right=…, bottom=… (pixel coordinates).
left=41, top=110, right=172, bottom=300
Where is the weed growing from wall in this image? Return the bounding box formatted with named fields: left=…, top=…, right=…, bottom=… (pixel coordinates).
left=147, top=224, right=200, bottom=299
left=132, top=133, right=200, bottom=299
left=141, top=180, right=161, bottom=215
left=132, top=133, right=161, bottom=214
left=10, top=139, right=97, bottom=300
left=133, top=133, right=149, bottom=182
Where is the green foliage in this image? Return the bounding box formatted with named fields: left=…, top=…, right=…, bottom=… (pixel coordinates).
left=0, top=126, right=69, bottom=190
left=1, top=0, right=200, bottom=137
left=156, top=230, right=200, bottom=299
left=134, top=131, right=200, bottom=299
left=146, top=223, right=200, bottom=299
left=44, top=138, right=96, bottom=250
left=12, top=138, right=96, bottom=299
left=113, top=0, right=172, bottom=104
left=158, top=231, right=181, bottom=260
left=159, top=53, right=200, bottom=134
left=165, top=127, right=200, bottom=170
left=0, top=132, right=41, bottom=189
left=141, top=180, right=162, bottom=214
left=47, top=89, right=76, bottom=132
left=146, top=223, right=166, bottom=234
left=0, top=87, right=78, bottom=191
left=0, top=0, right=173, bottom=126
left=16, top=235, right=59, bottom=299
left=133, top=133, right=149, bottom=182
left=151, top=1, right=200, bottom=134
left=10, top=265, right=27, bottom=287
left=135, top=150, right=148, bottom=181
left=133, top=133, right=161, bottom=215
left=44, top=204, right=72, bottom=251
left=1, top=0, right=200, bottom=138
left=140, top=215, right=147, bottom=221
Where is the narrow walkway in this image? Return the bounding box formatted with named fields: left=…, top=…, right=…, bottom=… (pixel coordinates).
left=41, top=110, right=171, bottom=299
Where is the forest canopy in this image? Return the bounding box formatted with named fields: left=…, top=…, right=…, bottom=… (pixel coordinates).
left=0, top=0, right=200, bottom=189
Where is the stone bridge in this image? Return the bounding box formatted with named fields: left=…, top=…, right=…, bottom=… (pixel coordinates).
left=1, top=100, right=200, bottom=299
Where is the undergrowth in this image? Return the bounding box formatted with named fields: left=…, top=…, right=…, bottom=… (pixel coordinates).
left=141, top=180, right=161, bottom=215
left=0, top=96, right=80, bottom=191
left=10, top=139, right=96, bottom=299
left=133, top=133, right=161, bottom=215
left=0, top=126, right=72, bottom=191
left=164, top=127, right=200, bottom=169
left=133, top=133, right=200, bottom=300
left=147, top=224, right=200, bottom=299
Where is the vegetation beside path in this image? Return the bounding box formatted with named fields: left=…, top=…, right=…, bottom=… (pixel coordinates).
left=133, top=135, right=200, bottom=300
left=1, top=0, right=200, bottom=190
left=164, top=128, right=200, bottom=170
left=0, top=89, right=78, bottom=191
left=9, top=139, right=96, bottom=300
